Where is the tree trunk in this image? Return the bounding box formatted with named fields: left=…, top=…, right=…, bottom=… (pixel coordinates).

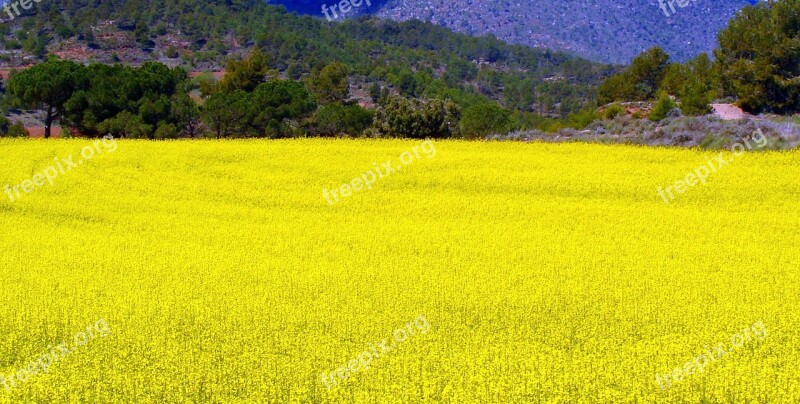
left=44, top=106, right=54, bottom=139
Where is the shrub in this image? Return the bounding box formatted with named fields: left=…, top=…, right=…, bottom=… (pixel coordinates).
left=154, top=123, right=180, bottom=139
left=459, top=103, right=511, bottom=138
left=374, top=96, right=460, bottom=139
left=311, top=103, right=374, bottom=137
left=307, top=62, right=349, bottom=104
left=165, top=46, right=180, bottom=59
left=679, top=87, right=713, bottom=116
left=603, top=104, right=626, bottom=120
left=650, top=94, right=678, bottom=122
left=567, top=109, right=600, bottom=129
left=4, top=122, right=29, bottom=138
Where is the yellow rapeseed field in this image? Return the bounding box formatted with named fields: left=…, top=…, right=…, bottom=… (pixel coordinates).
left=0, top=138, right=797, bottom=402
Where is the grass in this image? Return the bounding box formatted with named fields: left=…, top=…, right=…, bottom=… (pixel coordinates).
left=0, top=138, right=797, bottom=402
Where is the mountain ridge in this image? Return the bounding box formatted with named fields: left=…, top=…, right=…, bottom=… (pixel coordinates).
left=268, top=0, right=754, bottom=63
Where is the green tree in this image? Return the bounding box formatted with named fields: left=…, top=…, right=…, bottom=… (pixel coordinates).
left=369, top=82, right=382, bottom=103
left=374, top=96, right=461, bottom=139
left=246, top=80, right=317, bottom=137
left=715, top=1, right=800, bottom=113
left=661, top=53, right=717, bottom=115
left=397, top=71, right=417, bottom=98
left=62, top=63, right=188, bottom=137
left=476, top=68, right=502, bottom=97
left=201, top=90, right=250, bottom=138
left=459, top=103, right=510, bottom=138
left=443, top=56, right=477, bottom=88
left=153, top=123, right=180, bottom=139
left=97, top=111, right=152, bottom=139
left=311, top=103, right=374, bottom=137
left=628, top=47, right=670, bottom=99
left=7, top=59, right=84, bottom=138
left=649, top=93, right=678, bottom=122
left=170, top=93, right=201, bottom=138
left=217, top=49, right=276, bottom=93
left=503, top=78, right=535, bottom=111
left=597, top=47, right=670, bottom=103
left=597, top=72, right=637, bottom=105
left=308, top=62, right=349, bottom=104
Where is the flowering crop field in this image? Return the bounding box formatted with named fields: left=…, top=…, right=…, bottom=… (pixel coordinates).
left=0, top=138, right=798, bottom=402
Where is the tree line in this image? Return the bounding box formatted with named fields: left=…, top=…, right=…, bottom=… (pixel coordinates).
left=0, top=0, right=617, bottom=137
left=0, top=51, right=559, bottom=139
left=598, top=0, right=800, bottom=116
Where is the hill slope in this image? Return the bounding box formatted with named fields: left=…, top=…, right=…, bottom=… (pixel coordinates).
left=0, top=0, right=616, bottom=119
left=269, top=0, right=753, bottom=64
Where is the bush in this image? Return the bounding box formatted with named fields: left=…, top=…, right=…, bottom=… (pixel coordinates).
left=459, top=103, right=510, bottom=138
left=0, top=117, right=27, bottom=137
left=374, top=96, right=460, bottom=139
left=286, top=63, right=304, bottom=80
left=603, top=104, right=626, bottom=120
left=307, top=62, right=349, bottom=104
left=165, top=46, right=180, bottom=59
left=567, top=109, right=600, bottom=129
left=650, top=94, right=678, bottom=122
left=679, top=86, right=712, bottom=116
left=4, top=123, right=28, bottom=138
left=311, top=103, right=374, bottom=137
left=154, top=123, right=180, bottom=139
left=9, top=124, right=28, bottom=137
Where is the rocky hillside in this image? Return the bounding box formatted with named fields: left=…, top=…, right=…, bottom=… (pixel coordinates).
left=269, top=0, right=753, bottom=64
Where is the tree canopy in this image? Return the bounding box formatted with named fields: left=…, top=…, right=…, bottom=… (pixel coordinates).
left=715, top=0, right=800, bottom=113
left=7, top=59, right=84, bottom=138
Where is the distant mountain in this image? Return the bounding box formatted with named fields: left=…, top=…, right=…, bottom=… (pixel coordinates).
left=267, top=0, right=753, bottom=64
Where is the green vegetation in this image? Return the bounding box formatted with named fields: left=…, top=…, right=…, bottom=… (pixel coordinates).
left=308, top=63, right=350, bottom=105
left=599, top=0, right=800, bottom=116
left=373, top=96, right=460, bottom=139
left=0, top=116, right=28, bottom=137
left=649, top=93, right=678, bottom=122
left=0, top=0, right=618, bottom=136
left=459, top=103, right=511, bottom=138
left=4, top=0, right=799, bottom=138
left=597, top=47, right=670, bottom=105
left=714, top=1, right=800, bottom=114
left=602, top=104, right=625, bottom=120
left=0, top=53, right=482, bottom=139
left=6, top=59, right=84, bottom=138
left=309, top=103, right=374, bottom=137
